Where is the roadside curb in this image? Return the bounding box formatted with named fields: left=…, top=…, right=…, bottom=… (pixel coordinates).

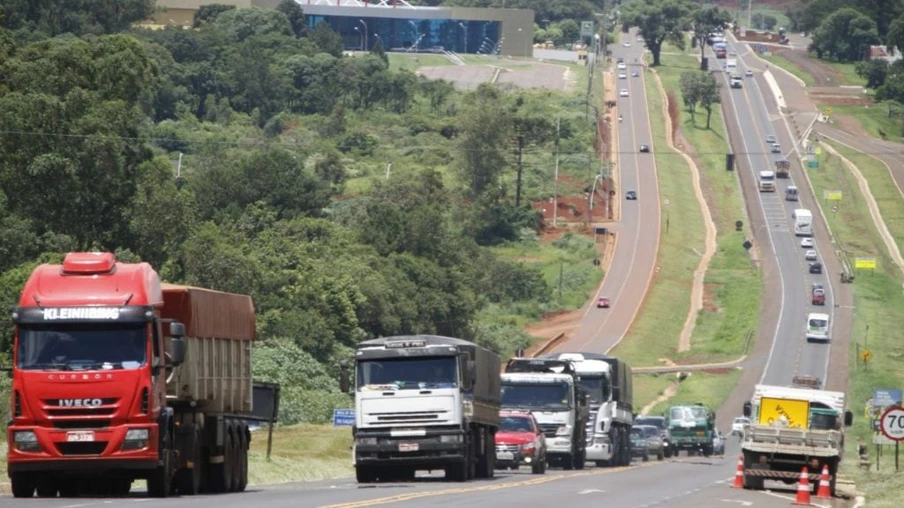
left=527, top=332, right=566, bottom=358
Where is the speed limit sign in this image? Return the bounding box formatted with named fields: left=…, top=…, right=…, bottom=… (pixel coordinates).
left=880, top=406, right=904, bottom=441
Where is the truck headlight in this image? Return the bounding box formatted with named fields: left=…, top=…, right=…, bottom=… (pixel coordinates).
left=121, top=428, right=149, bottom=451
left=355, top=437, right=378, bottom=445
left=556, top=425, right=572, bottom=436
left=14, top=431, right=40, bottom=452
left=440, top=435, right=462, bottom=443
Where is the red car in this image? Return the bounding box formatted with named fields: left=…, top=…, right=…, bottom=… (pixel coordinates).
left=597, top=297, right=610, bottom=308
left=494, top=412, right=547, bottom=474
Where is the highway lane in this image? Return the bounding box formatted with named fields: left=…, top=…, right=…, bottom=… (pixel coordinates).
left=561, top=30, right=661, bottom=354
left=713, top=45, right=835, bottom=387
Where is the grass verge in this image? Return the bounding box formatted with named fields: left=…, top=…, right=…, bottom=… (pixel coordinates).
left=387, top=53, right=456, bottom=71
left=831, top=105, right=904, bottom=144
left=633, top=374, right=677, bottom=411
left=607, top=63, right=705, bottom=367
left=248, top=424, right=353, bottom=485
left=821, top=60, right=866, bottom=87
left=808, top=144, right=904, bottom=507
left=647, top=369, right=743, bottom=416
left=759, top=52, right=816, bottom=87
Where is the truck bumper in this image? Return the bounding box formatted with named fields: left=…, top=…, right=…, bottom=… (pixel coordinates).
left=585, top=439, right=614, bottom=461
left=354, top=427, right=466, bottom=467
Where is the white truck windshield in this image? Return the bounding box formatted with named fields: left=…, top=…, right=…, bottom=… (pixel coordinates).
left=501, top=383, right=571, bottom=410
left=357, top=356, right=458, bottom=390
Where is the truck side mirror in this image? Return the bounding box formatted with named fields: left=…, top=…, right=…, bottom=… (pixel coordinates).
left=169, top=321, right=185, bottom=339
left=339, top=369, right=351, bottom=393
left=844, top=410, right=853, bottom=427
left=170, top=338, right=186, bottom=366
left=468, top=360, right=476, bottom=380
left=743, top=402, right=752, bottom=418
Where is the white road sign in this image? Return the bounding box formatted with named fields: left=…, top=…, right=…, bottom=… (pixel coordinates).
left=880, top=406, right=904, bottom=441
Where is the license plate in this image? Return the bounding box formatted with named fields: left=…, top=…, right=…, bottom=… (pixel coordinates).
left=398, top=443, right=419, bottom=452
left=496, top=452, right=514, bottom=461
left=66, top=431, right=95, bottom=442
left=696, top=431, right=705, bottom=436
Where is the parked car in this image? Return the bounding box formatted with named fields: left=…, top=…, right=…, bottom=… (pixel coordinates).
left=801, top=238, right=814, bottom=248
left=712, top=430, right=726, bottom=456
left=495, top=411, right=547, bottom=474
left=630, top=425, right=664, bottom=461
left=597, top=297, right=610, bottom=308
left=731, top=417, right=750, bottom=436
left=809, top=262, right=823, bottom=274
left=639, top=144, right=650, bottom=153
left=634, top=416, right=672, bottom=458
left=812, top=284, right=826, bottom=305
left=805, top=250, right=818, bottom=261
left=625, top=190, right=637, bottom=200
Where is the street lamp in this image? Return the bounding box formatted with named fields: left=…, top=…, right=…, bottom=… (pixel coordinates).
left=353, top=27, right=364, bottom=51
left=408, top=20, right=419, bottom=53
left=358, top=19, right=368, bottom=51
left=458, top=22, right=468, bottom=53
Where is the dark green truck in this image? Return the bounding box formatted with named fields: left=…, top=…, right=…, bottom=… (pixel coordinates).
left=666, top=403, right=716, bottom=457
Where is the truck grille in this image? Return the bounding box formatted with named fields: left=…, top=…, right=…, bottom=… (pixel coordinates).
left=586, top=410, right=597, bottom=444
left=53, top=420, right=111, bottom=429
left=538, top=423, right=559, bottom=438
left=43, top=398, right=119, bottom=417
left=373, top=411, right=447, bottom=423
left=56, top=442, right=108, bottom=456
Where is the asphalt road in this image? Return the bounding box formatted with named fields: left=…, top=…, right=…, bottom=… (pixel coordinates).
left=556, top=32, right=661, bottom=355
left=712, top=43, right=836, bottom=389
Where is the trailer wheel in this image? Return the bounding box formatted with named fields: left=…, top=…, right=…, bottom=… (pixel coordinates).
left=208, top=428, right=233, bottom=493
left=230, top=431, right=242, bottom=492
left=176, top=426, right=202, bottom=495
left=476, top=427, right=495, bottom=479
left=10, top=473, right=35, bottom=498
left=237, top=426, right=249, bottom=492
left=445, top=460, right=468, bottom=482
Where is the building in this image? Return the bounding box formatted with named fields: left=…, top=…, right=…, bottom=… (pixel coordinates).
left=151, top=0, right=534, bottom=57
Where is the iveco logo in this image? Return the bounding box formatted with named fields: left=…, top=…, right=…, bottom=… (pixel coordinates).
left=58, top=398, right=103, bottom=407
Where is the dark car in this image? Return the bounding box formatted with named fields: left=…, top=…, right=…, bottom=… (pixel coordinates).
left=495, top=411, right=547, bottom=474
left=634, top=416, right=672, bottom=458
left=639, top=144, right=650, bottom=153
left=626, top=190, right=637, bottom=200
left=809, top=262, right=823, bottom=274
left=630, top=425, right=664, bottom=461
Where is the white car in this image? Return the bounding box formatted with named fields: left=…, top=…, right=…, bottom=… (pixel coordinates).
left=801, top=238, right=814, bottom=248
left=619, top=89, right=629, bottom=97
left=745, top=69, right=753, bottom=77
left=623, top=42, right=631, bottom=47
left=619, top=73, right=627, bottom=79
left=617, top=62, right=627, bottom=70
left=731, top=417, right=750, bottom=436
left=805, top=250, right=818, bottom=261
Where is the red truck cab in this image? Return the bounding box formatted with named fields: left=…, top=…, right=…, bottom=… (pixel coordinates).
left=6, top=252, right=256, bottom=499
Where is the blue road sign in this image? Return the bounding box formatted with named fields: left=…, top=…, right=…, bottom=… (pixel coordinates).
left=874, top=388, right=903, bottom=408
left=333, top=409, right=355, bottom=426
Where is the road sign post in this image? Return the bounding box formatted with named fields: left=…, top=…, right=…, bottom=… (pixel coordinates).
left=880, top=406, right=904, bottom=471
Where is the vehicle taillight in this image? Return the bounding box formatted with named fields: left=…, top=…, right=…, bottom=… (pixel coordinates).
left=140, top=388, right=149, bottom=414
left=13, top=390, right=22, bottom=417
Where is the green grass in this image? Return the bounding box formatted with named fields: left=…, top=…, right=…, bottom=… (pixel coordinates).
left=808, top=143, right=904, bottom=506
left=387, top=53, right=457, bottom=71
left=758, top=52, right=816, bottom=87
left=830, top=105, right=904, bottom=143
left=647, top=369, right=743, bottom=416
left=633, top=374, right=677, bottom=411
left=607, top=63, right=706, bottom=367
left=248, top=424, right=353, bottom=484
left=821, top=60, right=866, bottom=87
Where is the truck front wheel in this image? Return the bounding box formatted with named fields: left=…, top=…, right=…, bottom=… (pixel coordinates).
left=355, top=466, right=377, bottom=483
left=148, top=430, right=174, bottom=498
left=11, top=473, right=35, bottom=498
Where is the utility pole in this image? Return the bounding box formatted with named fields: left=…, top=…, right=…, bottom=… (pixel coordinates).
left=553, top=119, right=560, bottom=227
left=515, top=135, right=524, bottom=207
left=558, top=260, right=564, bottom=303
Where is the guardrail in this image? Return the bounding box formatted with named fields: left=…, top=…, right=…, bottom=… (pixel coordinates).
left=529, top=332, right=567, bottom=358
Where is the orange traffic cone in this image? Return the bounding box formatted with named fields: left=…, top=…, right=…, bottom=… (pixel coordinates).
left=815, top=464, right=832, bottom=499
left=731, top=454, right=744, bottom=488
left=793, top=467, right=811, bottom=506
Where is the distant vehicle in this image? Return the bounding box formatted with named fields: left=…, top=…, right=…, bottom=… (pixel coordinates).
left=617, top=57, right=624, bottom=63
left=809, top=261, right=823, bottom=274
left=793, top=209, right=813, bottom=237
left=805, top=250, right=818, bottom=261
left=619, top=72, right=627, bottom=79
left=758, top=170, right=776, bottom=192
left=630, top=426, right=664, bottom=461
left=494, top=411, right=547, bottom=474
left=731, top=417, right=750, bottom=436
left=625, top=190, right=637, bottom=200
left=632, top=70, right=640, bottom=77
left=730, top=73, right=743, bottom=88
left=745, top=69, right=754, bottom=77
left=801, top=237, right=814, bottom=248
left=712, top=431, right=726, bottom=456
left=765, top=134, right=777, bottom=144
left=785, top=185, right=799, bottom=201
left=806, top=312, right=830, bottom=342
left=617, top=62, right=627, bottom=70
left=633, top=416, right=671, bottom=458
left=623, top=42, right=631, bottom=47
left=619, top=88, right=629, bottom=97
left=597, top=297, right=610, bottom=308
left=811, top=284, right=825, bottom=305
left=639, top=144, right=650, bottom=153
left=771, top=143, right=782, bottom=153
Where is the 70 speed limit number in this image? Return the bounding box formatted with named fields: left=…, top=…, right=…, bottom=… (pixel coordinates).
left=880, top=406, right=904, bottom=442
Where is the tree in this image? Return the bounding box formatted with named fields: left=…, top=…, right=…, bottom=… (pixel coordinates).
left=557, top=20, right=581, bottom=44
left=679, top=70, right=720, bottom=128
left=310, top=21, right=344, bottom=58
left=809, top=8, right=879, bottom=62
left=856, top=59, right=889, bottom=88
left=193, top=4, right=236, bottom=27
left=456, top=84, right=512, bottom=197
left=692, top=6, right=731, bottom=61
left=276, top=0, right=307, bottom=37
left=622, top=0, right=697, bottom=66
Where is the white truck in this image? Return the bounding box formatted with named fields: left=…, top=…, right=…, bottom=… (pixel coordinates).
left=740, top=385, right=852, bottom=497
left=730, top=73, right=743, bottom=88
left=542, top=352, right=634, bottom=466
left=501, top=359, right=590, bottom=470
left=725, top=58, right=738, bottom=73
left=343, top=335, right=501, bottom=483
left=758, top=170, right=776, bottom=192
left=793, top=208, right=813, bottom=236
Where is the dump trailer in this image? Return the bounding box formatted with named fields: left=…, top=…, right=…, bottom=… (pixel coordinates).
left=775, top=157, right=791, bottom=179
left=740, top=384, right=852, bottom=496
left=666, top=403, right=716, bottom=456
left=7, top=252, right=256, bottom=498
left=542, top=352, right=634, bottom=466
left=345, top=335, right=501, bottom=483
left=501, top=358, right=590, bottom=469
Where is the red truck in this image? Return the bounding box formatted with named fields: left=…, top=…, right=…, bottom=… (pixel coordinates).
left=6, top=252, right=256, bottom=498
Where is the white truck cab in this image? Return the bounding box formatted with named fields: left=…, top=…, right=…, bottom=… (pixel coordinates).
left=758, top=171, right=776, bottom=192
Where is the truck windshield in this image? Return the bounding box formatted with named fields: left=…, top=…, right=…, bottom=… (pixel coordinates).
left=17, top=323, right=148, bottom=371
left=577, top=376, right=611, bottom=406
left=501, top=383, right=571, bottom=410
left=356, top=356, right=458, bottom=390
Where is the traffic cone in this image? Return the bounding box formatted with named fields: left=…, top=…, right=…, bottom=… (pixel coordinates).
left=815, top=464, right=832, bottom=499
left=730, top=454, right=744, bottom=488
left=793, top=467, right=811, bottom=506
